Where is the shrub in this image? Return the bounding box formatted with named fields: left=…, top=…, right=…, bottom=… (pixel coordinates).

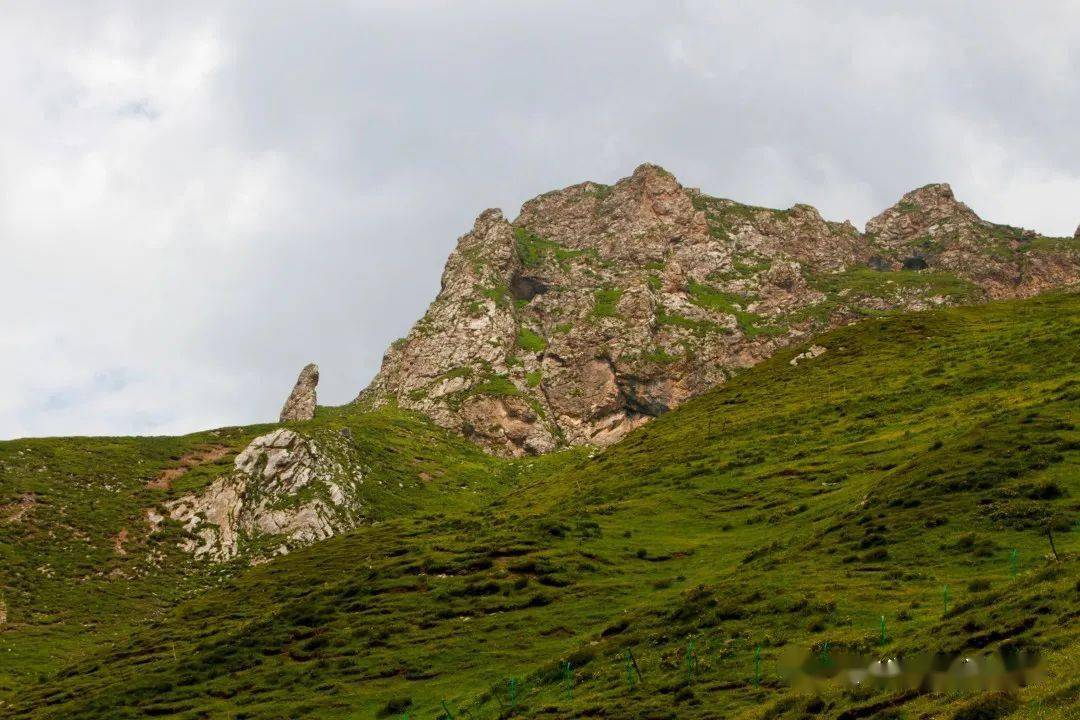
left=862, top=547, right=889, bottom=562
left=378, top=697, right=412, bottom=718
left=951, top=692, right=1019, bottom=720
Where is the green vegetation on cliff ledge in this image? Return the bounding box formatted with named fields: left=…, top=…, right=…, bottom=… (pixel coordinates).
left=1, top=292, right=1078, bottom=719
left=517, top=326, right=548, bottom=353
left=688, top=281, right=787, bottom=338
left=513, top=227, right=591, bottom=269
left=592, top=287, right=624, bottom=318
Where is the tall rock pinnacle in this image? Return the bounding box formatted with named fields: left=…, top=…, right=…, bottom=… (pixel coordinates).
left=280, top=363, right=319, bottom=421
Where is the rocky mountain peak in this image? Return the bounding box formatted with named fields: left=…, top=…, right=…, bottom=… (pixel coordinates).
left=514, top=162, right=707, bottom=266
left=354, top=166, right=1080, bottom=457
left=436, top=207, right=516, bottom=298
left=906, top=181, right=955, bottom=201
left=473, top=207, right=507, bottom=231
left=864, top=182, right=982, bottom=248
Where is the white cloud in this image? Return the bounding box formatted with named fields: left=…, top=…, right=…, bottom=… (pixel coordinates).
left=0, top=1, right=1077, bottom=439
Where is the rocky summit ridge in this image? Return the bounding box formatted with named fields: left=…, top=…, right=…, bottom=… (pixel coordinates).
left=354, top=164, right=1080, bottom=456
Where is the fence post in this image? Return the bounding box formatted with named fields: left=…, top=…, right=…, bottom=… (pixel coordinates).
left=686, top=639, right=697, bottom=684
left=624, top=648, right=643, bottom=689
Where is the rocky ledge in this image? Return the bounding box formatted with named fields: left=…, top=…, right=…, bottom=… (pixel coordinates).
left=159, top=428, right=364, bottom=560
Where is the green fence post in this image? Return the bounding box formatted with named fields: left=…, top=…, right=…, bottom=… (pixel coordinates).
left=753, top=645, right=762, bottom=686
left=820, top=641, right=830, bottom=667
left=508, top=677, right=517, bottom=713
left=686, top=639, right=696, bottom=684
left=623, top=648, right=643, bottom=689
left=1010, top=548, right=1018, bottom=578
left=880, top=615, right=887, bottom=645
left=943, top=584, right=949, bottom=616
left=564, top=661, right=573, bottom=702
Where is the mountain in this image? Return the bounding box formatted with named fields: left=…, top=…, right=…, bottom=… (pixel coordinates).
left=355, top=165, right=1080, bottom=456
left=2, top=290, right=1077, bottom=719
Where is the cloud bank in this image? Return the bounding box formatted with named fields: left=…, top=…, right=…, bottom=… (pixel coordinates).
left=1, top=1, right=1078, bottom=438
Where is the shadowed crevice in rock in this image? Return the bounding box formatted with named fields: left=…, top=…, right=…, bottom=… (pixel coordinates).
left=616, top=372, right=671, bottom=418
left=510, top=273, right=549, bottom=302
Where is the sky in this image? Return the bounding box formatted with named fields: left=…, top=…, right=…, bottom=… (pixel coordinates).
left=1, top=1, right=1078, bottom=439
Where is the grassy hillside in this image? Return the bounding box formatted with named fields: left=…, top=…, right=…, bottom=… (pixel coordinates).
left=2, top=291, right=1079, bottom=719
left=0, top=411, right=512, bottom=699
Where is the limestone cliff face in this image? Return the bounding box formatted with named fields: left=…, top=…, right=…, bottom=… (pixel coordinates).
left=357, top=165, right=1080, bottom=456
left=162, top=428, right=364, bottom=560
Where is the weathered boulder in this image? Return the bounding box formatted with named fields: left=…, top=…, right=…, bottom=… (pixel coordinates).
left=280, top=363, right=319, bottom=421
left=162, top=428, right=364, bottom=561
left=790, top=345, right=827, bottom=366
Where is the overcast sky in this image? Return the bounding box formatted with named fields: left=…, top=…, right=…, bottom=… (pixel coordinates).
left=1, top=1, right=1078, bottom=439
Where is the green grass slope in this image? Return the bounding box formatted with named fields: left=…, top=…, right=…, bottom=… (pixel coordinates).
left=3, top=291, right=1079, bottom=719
left=0, top=410, right=512, bottom=699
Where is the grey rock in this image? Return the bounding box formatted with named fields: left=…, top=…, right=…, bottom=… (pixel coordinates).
left=163, top=428, right=366, bottom=561
left=280, top=363, right=319, bottom=421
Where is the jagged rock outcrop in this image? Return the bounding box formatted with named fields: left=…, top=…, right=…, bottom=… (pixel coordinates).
left=864, top=183, right=1076, bottom=297
left=356, top=165, right=1080, bottom=456
left=162, top=428, right=363, bottom=560
left=280, top=363, right=319, bottom=421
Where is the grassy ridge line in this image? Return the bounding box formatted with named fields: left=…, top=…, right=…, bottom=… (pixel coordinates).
left=4, top=291, right=1080, bottom=718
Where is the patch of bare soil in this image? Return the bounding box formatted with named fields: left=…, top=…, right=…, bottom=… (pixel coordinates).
left=114, top=528, right=129, bottom=555
left=2, top=493, right=34, bottom=523
left=146, top=445, right=230, bottom=490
